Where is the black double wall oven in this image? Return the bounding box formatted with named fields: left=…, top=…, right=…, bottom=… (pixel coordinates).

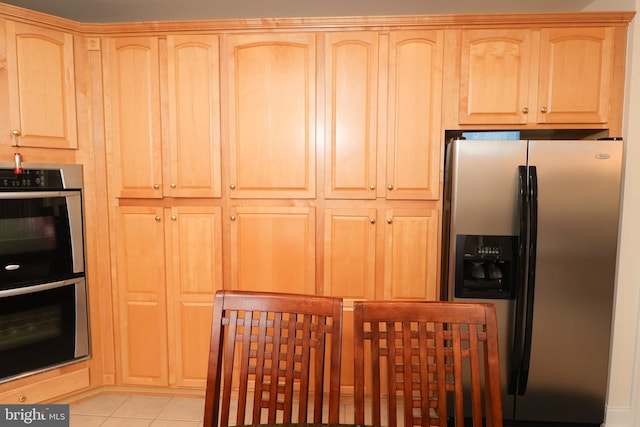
left=0, top=163, right=89, bottom=383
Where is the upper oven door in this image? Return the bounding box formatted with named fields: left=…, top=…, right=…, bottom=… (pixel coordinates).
left=0, top=191, right=84, bottom=289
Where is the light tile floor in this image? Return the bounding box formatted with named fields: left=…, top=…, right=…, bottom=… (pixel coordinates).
left=69, top=393, right=205, bottom=427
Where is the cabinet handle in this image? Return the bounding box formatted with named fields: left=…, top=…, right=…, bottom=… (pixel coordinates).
left=387, top=184, right=394, bottom=190
left=230, top=184, right=236, bottom=190
left=11, top=130, right=21, bottom=147
left=171, top=215, right=177, bottom=221
left=370, top=184, right=376, bottom=190
left=18, top=395, right=26, bottom=403
left=230, top=215, right=236, bottom=221
left=155, top=216, right=161, bottom=222
left=153, top=184, right=160, bottom=190
left=170, top=183, right=176, bottom=189
left=370, top=218, right=376, bottom=224
left=387, top=218, right=393, bottom=224
left=522, top=107, right=529, bottom=114
left=540, top=106, right=548, bottom=113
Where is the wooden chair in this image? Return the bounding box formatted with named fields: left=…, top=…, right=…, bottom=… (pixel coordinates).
left=203, top=290, right=343, bottom=427
left=354, top=301, right=503, bottom=427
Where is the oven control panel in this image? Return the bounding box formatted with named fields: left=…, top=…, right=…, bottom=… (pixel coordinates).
left=0, top=169, right=65, bottom=190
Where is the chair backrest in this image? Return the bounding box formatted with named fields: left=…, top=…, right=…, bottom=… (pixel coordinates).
left=354, top=301, right=503, bottom=427
left=203, top=290, right=343, bottom=427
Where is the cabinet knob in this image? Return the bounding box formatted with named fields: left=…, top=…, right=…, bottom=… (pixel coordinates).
left=540, top=106, right=548, bottom=113
left=11, top=130, right=21, bottom=147
left=370, top=218, right=376, bottom=224
left=155, top=216, right=161, bottom=222
left=387, top=218, right=393, bottom=224
left=387, top=184, right=394, bottom=191
left=153, top=184, right=160, bottom=190
left=522, top=107, right=529, bottom=114
left=370, top=184, right=376, bottom=190
left=170, top=183, right=176, bottom=189
left=18, top=395, right=26, bottom=403
left=230, top=184, right=236, bottom=190
left=230, top=215, right=236, bottom=221
left=171, top=215, right=177, bottom=221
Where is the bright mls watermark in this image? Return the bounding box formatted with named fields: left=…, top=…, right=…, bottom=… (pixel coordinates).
left=0, top=405, right=69, bottom=426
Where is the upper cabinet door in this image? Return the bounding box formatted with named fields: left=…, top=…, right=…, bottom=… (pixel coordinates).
left=225, top=33, right=316, bottom=199
left=458, top=26, right=615, bottom=126
left=385, top=31, right=443, bottom=200
left=5, top=21, right=78, bottom=149
left=104, top=37, right=163, bottom=198
left=324, top=32, right=378, bottom=200
left=459, top=29, right=532, bottom=125
left=166, top=35, right=222, bottom=198
left=537, top=27, right=613, bottom=125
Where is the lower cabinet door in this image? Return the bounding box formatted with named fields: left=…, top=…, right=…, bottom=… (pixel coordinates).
left=115, top=206, right=169, bottom=386
left=165, top=206, right=223, bottom=388
left=115, top=205, right=223, bottom=387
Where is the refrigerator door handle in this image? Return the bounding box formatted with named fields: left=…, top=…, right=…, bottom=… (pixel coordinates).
left=518, top=165, right=539, bottom=395
left=508, top=165, right=529, bottom=395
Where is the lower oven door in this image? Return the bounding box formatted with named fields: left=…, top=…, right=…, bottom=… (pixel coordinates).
left=0, top=277, right=89, bottom=383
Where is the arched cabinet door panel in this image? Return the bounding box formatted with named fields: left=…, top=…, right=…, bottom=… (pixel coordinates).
left=225, top=33, right=316, bottom=199
left=459, top=26, right=615, bottom=126
left=5, top=20, right=78, bottom=149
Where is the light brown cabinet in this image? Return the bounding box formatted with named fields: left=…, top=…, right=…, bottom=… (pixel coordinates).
left=104, top=35, right=221, bottom=198
left=324, top=208, right=377, bottom=299
left=165, top=206, right=223, bottom=387
left=324, top=206, right=440, bottom=301
left=383, top=207, right=440, bottom=301
left=225, top=33, right=316, bottom=199
left=114, top=206, right=168, bottom=385
left=166, top=35, right=222, bottom=198
left=323, top=32, right=379, bottom=200
left=229, top=206, right=316, bottom=294
left=459, top=27, right=615, bottom=126
left=5, top=20, right=78, bottom=149
left=385, top=31, right=443, bottom=201
left=104, top=37, right=162, bottom=198
left=324, top=31, right=443, bottom=201
left=114, top=206, right=222, bottom=386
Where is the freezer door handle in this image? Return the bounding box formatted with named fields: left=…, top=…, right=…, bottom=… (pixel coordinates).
left=518, top=165, right=539, bottom=395
left=509, top=165, right=529, bottom=395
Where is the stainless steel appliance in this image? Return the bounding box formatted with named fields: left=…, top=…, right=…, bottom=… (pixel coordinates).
left=0, top=163, right=89, bottom=382
left=441, top=138, right=623, bottom=425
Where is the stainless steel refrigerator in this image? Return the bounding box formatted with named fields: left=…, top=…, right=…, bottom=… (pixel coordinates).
left=441, top=138, right=623, bottom=425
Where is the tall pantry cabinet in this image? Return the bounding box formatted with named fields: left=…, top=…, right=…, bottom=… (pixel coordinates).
left=223, top=33, right=319, bottom=296
left=104, top=35, right=223, bottom=387
left=323, top=30, right=442, bottom=304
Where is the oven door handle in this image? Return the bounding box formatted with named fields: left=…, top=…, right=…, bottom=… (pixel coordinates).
left=0, top=279, right=76, bottom=297
left=0, top=191, right=80, bottom=199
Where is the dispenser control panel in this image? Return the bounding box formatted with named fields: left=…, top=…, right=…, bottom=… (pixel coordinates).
left=455, top=234, right=517, bottom=299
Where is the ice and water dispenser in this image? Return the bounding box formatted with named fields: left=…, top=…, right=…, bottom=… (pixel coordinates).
left=454, top=235, right=517, bottom=299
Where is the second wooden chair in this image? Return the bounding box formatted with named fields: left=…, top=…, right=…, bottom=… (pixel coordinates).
left=354, top=300, right=503, bottom=427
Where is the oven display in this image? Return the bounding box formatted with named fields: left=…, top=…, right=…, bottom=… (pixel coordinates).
left=0, top=169, right=64, bottom=190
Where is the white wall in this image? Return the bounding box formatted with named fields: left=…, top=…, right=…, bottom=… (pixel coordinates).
left=605, top=1, right=640, bottom=425
left=0, top=0, right=636, bottom=23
